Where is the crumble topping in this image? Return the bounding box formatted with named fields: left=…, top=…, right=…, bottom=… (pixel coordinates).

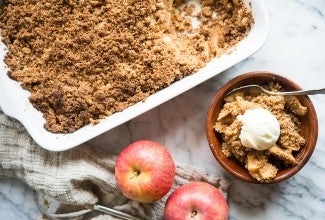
left=0, top=0, right=253, bottom=133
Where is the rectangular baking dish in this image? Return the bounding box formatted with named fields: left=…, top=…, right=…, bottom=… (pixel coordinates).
left=0, top=0, right=269, bottom=151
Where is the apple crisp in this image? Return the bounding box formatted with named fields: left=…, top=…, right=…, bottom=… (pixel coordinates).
left=214, top=83, right=307, bottom=183
left=0, top=0, right=253, bottom=133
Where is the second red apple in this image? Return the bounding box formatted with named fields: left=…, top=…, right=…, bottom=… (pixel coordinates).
left=164, top=182, right=228, bottom=220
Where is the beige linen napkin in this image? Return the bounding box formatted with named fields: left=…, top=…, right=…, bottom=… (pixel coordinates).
left=0, top=109, right=230, bottom=219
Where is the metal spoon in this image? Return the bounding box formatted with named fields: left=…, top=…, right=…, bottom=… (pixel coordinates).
left=46, top=204, right=142, bottom=220
left=224, top=84, right=325, bottom=101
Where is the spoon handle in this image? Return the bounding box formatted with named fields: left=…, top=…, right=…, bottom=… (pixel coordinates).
left=94, top=205, right=142, bottom=220
left=273, top=88, right=325, bottom=96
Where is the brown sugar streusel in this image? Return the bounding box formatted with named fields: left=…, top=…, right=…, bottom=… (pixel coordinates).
left=0, top=0, right=253, bottom=133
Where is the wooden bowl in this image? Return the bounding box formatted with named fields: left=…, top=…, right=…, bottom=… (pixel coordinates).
left=206, top=71, right=318, bottom=183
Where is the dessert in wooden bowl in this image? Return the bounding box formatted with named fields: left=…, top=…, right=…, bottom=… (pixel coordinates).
left=206, top=71, right=318, bottom=183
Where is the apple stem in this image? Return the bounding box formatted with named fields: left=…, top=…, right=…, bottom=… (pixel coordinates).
left=191, top=210, right=197, bottom=217
left=129, top=170, right=140, bottom=179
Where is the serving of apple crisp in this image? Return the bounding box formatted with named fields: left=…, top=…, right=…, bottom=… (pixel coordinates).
left=0, top=0, right=253, bottom=133
left=214, top=83, right=307, bottom=182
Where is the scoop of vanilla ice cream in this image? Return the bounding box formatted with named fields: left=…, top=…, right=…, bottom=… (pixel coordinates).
left=237, top=108, right=280, bottom=151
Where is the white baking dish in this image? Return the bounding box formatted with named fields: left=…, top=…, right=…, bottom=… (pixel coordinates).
left=0, top=0, right=269, bottom=151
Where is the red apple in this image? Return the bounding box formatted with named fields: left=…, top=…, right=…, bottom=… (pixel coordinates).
left=164, top=182, right=228, bottom=220
left=115, top=140, right=176, bottom=203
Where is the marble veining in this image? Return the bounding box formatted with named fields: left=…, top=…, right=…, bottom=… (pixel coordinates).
left=0, top=179, right=38, bottom=220
left=229, top=175, right=325, bottom=220
left=1, top=0, right=325, bottom=219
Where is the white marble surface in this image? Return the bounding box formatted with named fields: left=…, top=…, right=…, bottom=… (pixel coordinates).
left=1, top=0, right=325, bottom=219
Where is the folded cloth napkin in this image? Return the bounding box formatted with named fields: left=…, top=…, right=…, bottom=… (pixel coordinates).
left=0, top=109, right=230, bottom=219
